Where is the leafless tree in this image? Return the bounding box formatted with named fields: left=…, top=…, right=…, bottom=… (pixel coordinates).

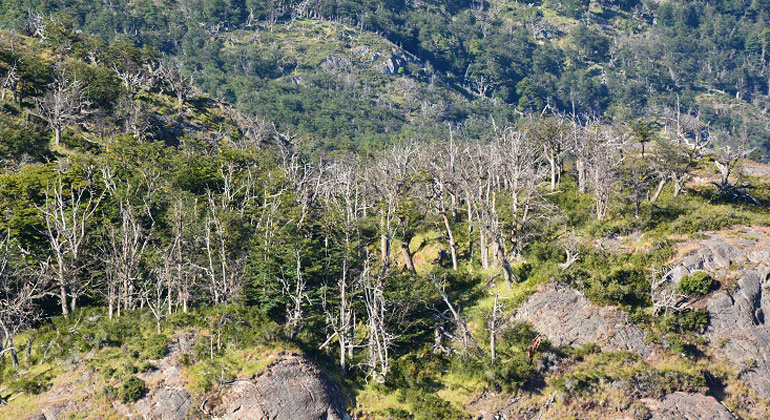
left=1, top=61, right=19, bottom=101
left=166, top=197, right=197, bottom=313
left=35, top=75, right=90, bottom=146
left=199, top=193, right=245, bottom=306
left=589, top=125, right=628, bottom=221
left=0, top=233, right=50, bottom=370
left=430, top=274, right=484, bottom=357
left=527, top=115, right=569, bottom=191
left=143, top=268, right=169, bottom=335
left=361, top=258, right=395, bottom=382
left=710, top=127, right=758, bottom=204
left=657, top=104, right=711, bottom=198
left=117, top=96, right=153, bottom=140
left=365, top=141, right=418, bottom=273
left=111, top=63, right=149, bottom=93
left=37, top=169, right=103, bottom=315
left=100, top=198, right=154, bottom=319
left=559, top=231, right=581, bottom=270
left=319, top=159, right=365, bottom=373
left=425, top=138, right=461, bottom=270
left=159, top=59, right=194, bottom=106
left=488, top=293, right=502, bottom=362
left=650, top=267, right=688, bottom=316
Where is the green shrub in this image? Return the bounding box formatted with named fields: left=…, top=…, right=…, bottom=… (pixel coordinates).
left=570, top=343, right=601, bottom=359
left=486, top=352, right=535, bottom=393
left=379, top=408, right=412, bottom=420
left=139, top=362, right=157, bottom=372
left=142, top=334, right=170, bottom=359
left=554, top=371, right=605, bottom=396
left=13, top=374, right=51, bottom=395
left=583, top=268, right=650, bottom=308
left=389, top=350, right=445, bottom=390
left=660, top=309, right=710, bottom=334
left=400, top=388, right=469, bottom=420
left=178, top=353, right=195, bottom=367
left=119, top=376, right=147, bottom=403
left=123, top=362, right=138, bottom=374
left=511, top=261, right=533, bottom=282
left=677, top=272, right=715, bottom=297
left=624, top=368, right=707, bottom=398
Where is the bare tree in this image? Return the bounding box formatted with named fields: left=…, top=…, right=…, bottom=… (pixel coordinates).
left=143, top=268, right=169, bottom=334
left=527, top=115, right=569, bottom=191
left=1, top=60, right=19, bottom=101
left=117, top=96, right=152, bottom=140
left=35, top=74, right=90, bottom=146
left=488, top=294, right=502, bottom=362
left=365, top=142, right=418, bottom=273
left=426, top=138, right=461, bottom=271
left=37, top=170, right=103, bottom=315
left=430, top=274, right=484, bottom=357
left=319, top=159, right=365, bottom=373
left=650, top=267, right=688, bottom=316
left=710, top=127, right=758, bottom=204
left=0, top=233, right=50, bottom=370
left=100, top=199, right=154, bottom=319
left=657, top=104, right=710, bottom=199
left=361, top=258, right=395, bottom=382
left=167, top=197, right=196, bottom=313
left=159, top=59, right=194, bottom=106
left=199, top=193, right=244, bottom=306
left=589, top=125, right=627, bottom=221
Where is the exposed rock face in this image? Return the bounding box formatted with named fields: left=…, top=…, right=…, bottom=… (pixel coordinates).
left=706, top=267, right=770, bottom=399
left=642, top=392, right=735, bottom=420
left=116, top=332, right=195, bottom=420
left=320, top=55, right=353, bottom=72
left=669, top=228, right=770, bottom=398
left=214, top=353, right=350, bottom=420
left=667, top=228, right=770, bottom=286
left=374, top=48, right=419, bottom=75
left=514, top=283, right=651, bottom=357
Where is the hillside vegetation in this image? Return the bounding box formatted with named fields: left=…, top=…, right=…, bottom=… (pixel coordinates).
left=1, top=0, right=770, bottom=156
left=1, top=2, right=770, bottom=420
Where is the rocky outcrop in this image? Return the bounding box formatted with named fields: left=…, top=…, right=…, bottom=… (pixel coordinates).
left=706, top=266, right=770, bottom=398
left=667, top=228, right=770, bottom=286
left=25, top=332, right=348, bottom=420
left=374, top=47, right=419, bottom=75
left=514, top=283, right=652, bottom=357
left=214, top=353, right=350, bottom=420
left=320, top=55, right=353, bottom=72
left=113, top=333, right=195, bottom=420
left=668, top=228, right=770, bottom=398
left=642, top=392, right=735, bottom=420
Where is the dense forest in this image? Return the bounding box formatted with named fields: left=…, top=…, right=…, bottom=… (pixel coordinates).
left=1, top=1, right=770, bottom=419
left=1, top=0, right=769, bottom=154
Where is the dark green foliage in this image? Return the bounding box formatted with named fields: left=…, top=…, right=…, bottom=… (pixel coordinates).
left=5, top=0, right=770, bottom=156
left=453, top=322, right=542, bottom=393
left=677, top=272, right=715, bottom=296
left=12, top=373, right=51, bottom=395
left=659, top=309, right=710, bottom=334
left=398, top=388, right=469, bottom=420
left=581, top=268, right=650, bottom=309
left=119, top=376, right=147, bottom=403
left=0, top=115, right=50, bottom=159
left=141, top=335, right=170, bottom=359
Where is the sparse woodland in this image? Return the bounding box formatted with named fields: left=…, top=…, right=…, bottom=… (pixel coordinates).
left=1, top=3, right=770, bottom=419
